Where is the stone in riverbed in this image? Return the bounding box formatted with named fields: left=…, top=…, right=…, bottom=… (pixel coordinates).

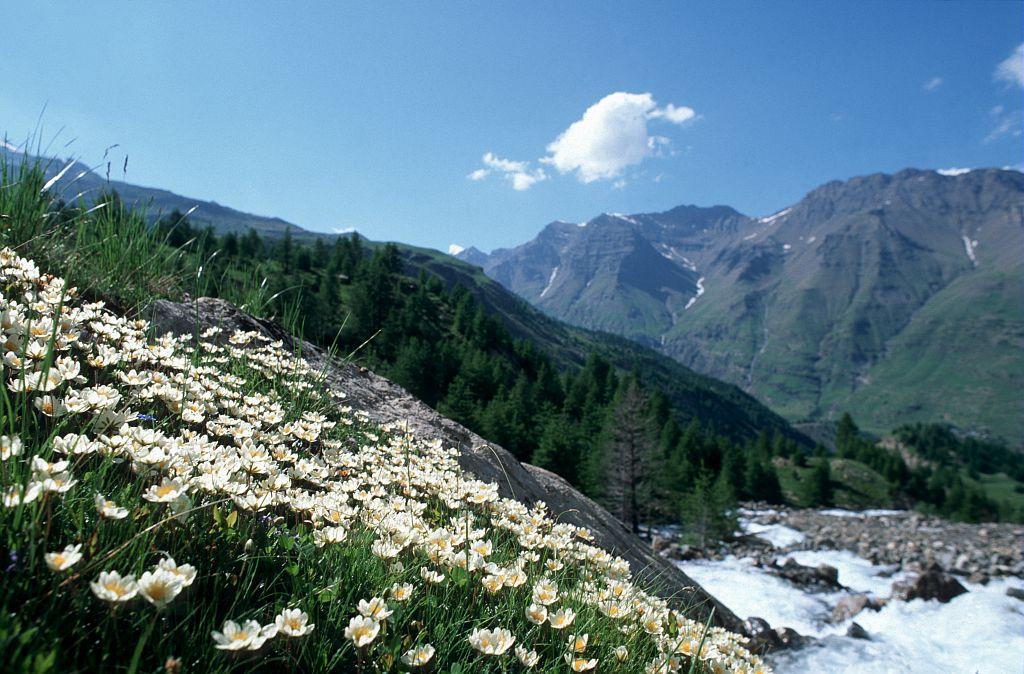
left=771, top=557, right=844, bottom=591
left=967, top=570, right=990, bottom=586
left=891, top=564, right=968, bottom=603
left=1006, top=587, right=1024, bottom=602
left=743, top=617, right=782, bottom=651
left=830, top=594, right=882, bottom=623
left=846, top=622, right=871, bottom=640
left=774, top=627, right=810, bottom=649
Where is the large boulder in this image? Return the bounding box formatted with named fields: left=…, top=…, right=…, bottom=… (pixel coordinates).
left=771, top=557, right=844, bottom=591
left=891, top=564, right=968, bottom=603
left=149, top=298, right=745, bottom=634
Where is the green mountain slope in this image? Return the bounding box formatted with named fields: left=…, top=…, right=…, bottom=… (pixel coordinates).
left=464, top=169, right=1024, bottom=444
left=391, top=244, right=807, bottom=444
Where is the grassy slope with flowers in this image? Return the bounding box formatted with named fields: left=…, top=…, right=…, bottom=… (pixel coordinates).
left=0, top=160, right=768, bottom=673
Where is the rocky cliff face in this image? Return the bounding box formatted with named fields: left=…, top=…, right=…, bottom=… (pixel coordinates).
left=148, top=297, right=745, bottom=634
left=462, top=168, right=1024, bottom=442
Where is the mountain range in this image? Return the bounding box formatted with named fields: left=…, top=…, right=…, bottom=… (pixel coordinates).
left=459, top=169, right=1024, bottom=444
left=7, top=142, right=1019, bottom=445
left=1, top=142, right=306, bottom=237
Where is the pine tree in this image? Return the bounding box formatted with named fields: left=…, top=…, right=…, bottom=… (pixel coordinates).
left=836, top=412, right=859, bottom=458
left=680, top=469, right=737, bottom=547
left=597, top=379, right=661, bottom=535
left=800, top=459, right=834, bottom=507
left=278, top=227, right=294, bottom=274
left=532, top=412, right=582, bottom=486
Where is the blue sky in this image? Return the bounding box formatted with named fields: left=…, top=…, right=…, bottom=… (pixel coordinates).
left=2, top=1, right=1022, bottom=253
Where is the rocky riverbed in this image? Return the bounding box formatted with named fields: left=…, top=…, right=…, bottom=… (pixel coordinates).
left=657, top=506, right=1024, bottom=673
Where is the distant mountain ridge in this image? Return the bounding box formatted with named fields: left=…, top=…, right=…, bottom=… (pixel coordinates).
left=460, top=168, right=1024, bottom=444
left=1, top=144, right=311, bottom=237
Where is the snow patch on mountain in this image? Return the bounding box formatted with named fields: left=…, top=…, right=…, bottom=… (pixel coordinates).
left=539, top=266, right=559, bottom=298
left=656, top=244, right=698, bottom=271
left=962, top=235, right=978, bottom=266
left=759, top=207, right=792, bottom=224
left=684, top=277, right=705, bottom=310
left=448, top=244, right=465, bottom=255
left=607, top=212, right=639, bottom=225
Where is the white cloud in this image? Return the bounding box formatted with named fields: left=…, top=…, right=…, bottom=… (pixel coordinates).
left=922, top=76, right=943, bottom=92
left=332, top=227, right=356, bottom=234
left=467, top=152, right=547, bottom=190
left=448, top=244, right=464, bottom=255
left=648, top=102, right=696, bottom=124
left=994, top=43, right=1024, bottom=89
left=541, top=92, right=698, bottom=183
left=612, top=179, right=627, bottom=189
left=983, top=105, right=1023, bottom=144
left=937, top=167, right=971, bottom=176
left=482, top=152, right=529, bottom=173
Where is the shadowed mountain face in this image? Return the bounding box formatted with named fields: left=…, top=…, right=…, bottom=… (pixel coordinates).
left=462, top=169, right=1024, bottom=444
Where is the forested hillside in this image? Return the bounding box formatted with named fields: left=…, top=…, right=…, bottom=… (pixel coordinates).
left=134, top=206, right=807, bottom=529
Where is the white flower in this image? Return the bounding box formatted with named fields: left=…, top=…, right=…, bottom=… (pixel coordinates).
left=568, top=633, right=589, bottom=652
left=158, top=557, right=197, bottom=587
left=44, top=543, right=83, bottom=572
left=525, top=603, right=548, bottom=625
left=515, top=645, right=539, bottom=667
left=532, top=578, right=558, bottom=606
left=401, top=644, right=435, bottom=667
left=357, top=597, right=393, bottom=621
left=212, top=619, right=261, bottom=650
left=344, top=616, right=380, bottom=647
left=138, top=569, right=184, bottom=608
left=565, top=653, right=598, bottom=671
left=3, top=482, right=42, bottom=507
left=34, top=394, right=66, bottom=417
left=389, top=582, right=413, bottom=602
left=549, top=607, right=576, bottom=630
left=143, top=477, right=185, bottom=503
left=0, top=435, right=22, bottom=461
left=467, top=627, right=515, bottom=656
left=95, top=493, right=129, bottom=519
left=275, top=608, right=315, bottom=637
left=90, top=571, right=138, bottom=603
left=420, top=567, right=444, bottom=584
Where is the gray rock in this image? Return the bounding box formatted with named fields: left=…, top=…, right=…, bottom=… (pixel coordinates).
left=774, top=627, right=810, bottom=649
left=772, top=557, right=845, bottom=591
left=743, top=617, right=782, bottom=651
left=846, top=622, right=871, bottom=640
left=149, top=297, right=744, bottom=634
left=831, top=594, right=881, bottom=623
left=1006, top=587, right=1024, bottom=602
left=967, top=571, right=990, bottom=586
left=892, top=565, right=968, bottom=603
